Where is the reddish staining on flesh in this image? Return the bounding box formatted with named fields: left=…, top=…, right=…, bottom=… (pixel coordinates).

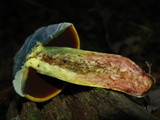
left=34, top=48, right=153, bottom=97
left=81, top=53, right=153, bottom=96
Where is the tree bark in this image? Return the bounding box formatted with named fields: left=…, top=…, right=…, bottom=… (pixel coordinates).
left=5, top=84, right=159, bottom=120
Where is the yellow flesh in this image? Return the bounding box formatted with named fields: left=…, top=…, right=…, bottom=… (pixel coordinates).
left=24, top=25, right=80, bottom=102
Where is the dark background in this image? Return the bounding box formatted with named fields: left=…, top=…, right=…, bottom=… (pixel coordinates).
left=0, top=0, right=160, bottom=119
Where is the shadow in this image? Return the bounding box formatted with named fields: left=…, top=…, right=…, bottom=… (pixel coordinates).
left=123, top=93, right=146, bottom=107
left=62, top=83, right=93, bottom=96
left=38, top=73, right=67, bottom=89
left=36, top=81, right=93, bottom=109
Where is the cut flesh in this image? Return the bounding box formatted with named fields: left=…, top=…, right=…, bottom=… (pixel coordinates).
left=25, top=46, right=153, bottom=97
left=13, top=23, right=80, bottom=102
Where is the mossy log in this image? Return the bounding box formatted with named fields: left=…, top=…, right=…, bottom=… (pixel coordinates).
left=5, top=84, right=159, bottom=120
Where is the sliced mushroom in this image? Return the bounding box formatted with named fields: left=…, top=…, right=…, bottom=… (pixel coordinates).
left=13, top=23, right=80, bottom=102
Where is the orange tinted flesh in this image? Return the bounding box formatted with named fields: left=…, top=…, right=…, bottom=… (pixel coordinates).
left=24, top=25, right=80, bottom=102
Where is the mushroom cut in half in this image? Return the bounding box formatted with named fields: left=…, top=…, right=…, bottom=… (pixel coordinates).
left=13, top=23, right=80, bottom=102
left=13, top=22, right=154, bottom=102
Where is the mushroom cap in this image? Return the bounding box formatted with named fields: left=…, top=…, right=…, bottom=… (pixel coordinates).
left=13, top=22, right=80, bottom=75
left=13, top=22, right=80, bottom=102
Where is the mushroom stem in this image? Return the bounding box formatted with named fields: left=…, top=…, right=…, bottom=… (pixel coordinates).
left=25, top=44, right=153, bottom=97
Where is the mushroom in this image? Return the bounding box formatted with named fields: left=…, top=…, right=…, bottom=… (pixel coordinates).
left=13, top=22, right=80, bottom=102
left=13, top=22, right=153, bottom=102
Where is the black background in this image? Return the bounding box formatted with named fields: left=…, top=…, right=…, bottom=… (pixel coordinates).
left=0, top=0, right=160, bottom=119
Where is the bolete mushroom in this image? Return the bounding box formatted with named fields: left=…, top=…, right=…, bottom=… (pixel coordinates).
left=13, top=22, right=153, bottom=102
left=13, top=22, right=80, bottom=102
